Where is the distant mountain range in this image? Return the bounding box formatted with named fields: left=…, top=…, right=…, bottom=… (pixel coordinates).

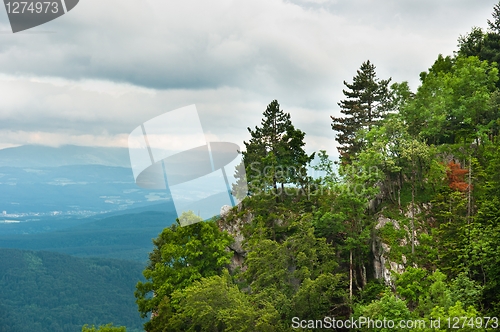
left=0, top=145, right=131, bottom=168
left=0, top=164, right=175, bottom=218
left=0, top=145, right=180, bottom=332
left=0, top=144, right=232, bottom=222
left=0, top=145, right=177, bottom=219
left=0, top=210, right=177, bottom=262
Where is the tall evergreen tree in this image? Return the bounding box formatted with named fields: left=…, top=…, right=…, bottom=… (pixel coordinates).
left=457, top=27, right=484, bottom=58
left=488, top=1, right=500, bottom=34
left=331, top=60, right=391, bottom=163
left=457, top=2, right=500, bottom=88
left=481, top=0, right=500, bottom=78
left=238, top=100, right=313, bottom=197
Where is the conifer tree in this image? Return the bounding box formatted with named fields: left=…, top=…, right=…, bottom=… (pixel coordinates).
left=331, top=60, right=391, bottom=163
left=458, top=27, right=485, bottom=58
left=457, top=2, right=500, bottom=88
left=483, top=2, right=500, bottom=73
left=237, top=100, right=313, bottom=198
left=488, top=1, right=500, bottom=34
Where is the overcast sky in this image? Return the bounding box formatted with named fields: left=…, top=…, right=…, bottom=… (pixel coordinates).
left=0, top=0, right=496, bottom=158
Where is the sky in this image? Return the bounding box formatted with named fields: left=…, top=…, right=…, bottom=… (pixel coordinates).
left=0, top=0, right=496, bottom=159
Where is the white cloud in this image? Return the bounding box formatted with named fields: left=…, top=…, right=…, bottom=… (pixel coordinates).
left=0, top=0, right=496, bottom=159
left=0, top=130, right=130, bottom=148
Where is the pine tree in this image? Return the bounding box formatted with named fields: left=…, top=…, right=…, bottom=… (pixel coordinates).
left=458, top=27, right=484, bottom=58
left=483, top=2, right=500, bottom=78
left=488, top=1, right=500, bottom=34
left=238, top=100, right=313, bottom=197
left=331, top=60, right=391, bottom=163
left=457, top=2, right=500, bottom=88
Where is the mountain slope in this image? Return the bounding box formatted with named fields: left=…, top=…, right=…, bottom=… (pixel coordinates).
left=0, top=211, right=177, bottom=261
left=0, top=248, right=146, bottom=332
left=0, top=164, right=175, bottom=219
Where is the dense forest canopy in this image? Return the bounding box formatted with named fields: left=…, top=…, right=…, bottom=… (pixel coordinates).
left=0, top=248, right=145, bottom=332
left=79, top=2, right=500, bottom=331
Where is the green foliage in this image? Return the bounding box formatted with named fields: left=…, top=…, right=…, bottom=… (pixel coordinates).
left=395, top=267, right=429, bottom=310
left=456, top=2, right=500, bottom=88
left=449, top=272, right=484, bottom=310
left=458, top=27, right=485, bottom=58
left=310, top=149, right=336, bottom=186
left=393, top=267, right=485, bottom=323
left=354, top=293, right=412, bottom=331
left=243, top=218, right=346, bottom=320
left=0, top=248, right=145, bottom=332
left=418, top=270, right=453, bottom=315
left=237, top=99, right=314, bottom=198
left=428, top=302, right=480, bottom=332
left=137, top=204, right=348, bottom=331
left=135, top=212, right=234, bottom=324
left=331, top=60, right=392, bottom=162
left=291, top=273, right=345, bottom=320
left=488, top=1, right=500, bottom=34
left=419, top=54, right=454, bottom=83
left=355, top=279, right=387, bottom=305
left=405, top=56, right=498, bottom=144
left=133, top=7, right=500, bottom=328
left=378, top=221, right=408, bottom=262
left=150, top=270, right=284, bottom=332
left=466, top=195, right=500, bottom=314
left=82, top=323, right=126, bottom=332
left=354, top=268, right=485, bottom=332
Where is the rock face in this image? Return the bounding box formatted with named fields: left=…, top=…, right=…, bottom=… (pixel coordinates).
left=373, top=202, right=431, bottom=286
left=218, top=205, right=251, bottom=272
left=369, top=190, right=385, bottom=213
left=220, top=205, right=232, bottom=218
left=373, top=215, right=406, bottom=288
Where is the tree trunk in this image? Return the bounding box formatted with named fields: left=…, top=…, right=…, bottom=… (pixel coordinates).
left=273, top=176, right=279, bottom=203
left=398, top=172, right=402, bottom=208
left=411, top=142, right=415, bottom=256
left=349, top=249, right=353, bottom=302
left=398, top=188, right=401, bottom=209
left=467, top=157, right=472, bottom=224
left=361, top=264, right=367, bottom=288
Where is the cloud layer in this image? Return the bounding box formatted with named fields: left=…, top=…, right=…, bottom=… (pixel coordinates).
left=0, top=0, right=495, bottom=155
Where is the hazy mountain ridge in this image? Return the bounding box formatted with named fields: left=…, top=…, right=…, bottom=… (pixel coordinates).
left=0, top=164, right=173, bottom=217
left=0, top=210, right=177, bottom=261
left=0, top=201, right=175, bottom=235
left=0, top=145, right=131, bottom=168
left=0, top=144, right=208, bottom=330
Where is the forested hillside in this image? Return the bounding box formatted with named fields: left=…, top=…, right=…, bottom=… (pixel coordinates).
left=0, top=249, right=145, bottom=332
left=0, top=211, right=176, bottom=261
left=128, top=3, right=500, bottom=331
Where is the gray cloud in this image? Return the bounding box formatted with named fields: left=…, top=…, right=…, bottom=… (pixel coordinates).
left=0, top=0, right=496, bottom=157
